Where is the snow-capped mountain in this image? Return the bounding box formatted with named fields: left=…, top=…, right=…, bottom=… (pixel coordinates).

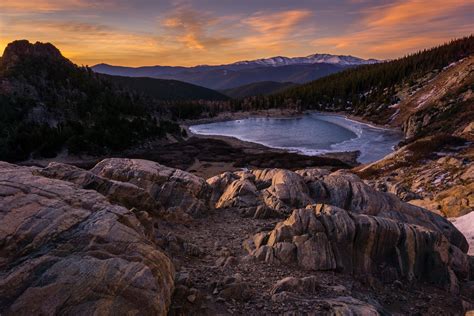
left=93, top=53, right=379, bottom=90
left=233, top=54, right=379, bottom=67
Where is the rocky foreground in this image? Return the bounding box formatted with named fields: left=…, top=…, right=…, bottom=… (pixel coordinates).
left=1, top=158, right=473, bottom=315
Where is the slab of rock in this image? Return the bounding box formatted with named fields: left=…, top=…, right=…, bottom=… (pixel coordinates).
left=248, top=204, right=469, bottom=292
left=91, top=158, right=211, bottom=217
left=36, top=162, right=162, bottom=214
left=210, top=168, right=467, bottom=251
left=0, top=162, right=175, bottom=315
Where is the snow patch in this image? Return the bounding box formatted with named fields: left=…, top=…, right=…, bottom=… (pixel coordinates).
left=389, top=109, right=400, bottom=122
left=450, top=211, right=474, bottom=256
left=415, top=88, right=435, bottom=109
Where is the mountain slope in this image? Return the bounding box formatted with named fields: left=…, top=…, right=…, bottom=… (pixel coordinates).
left=220, top=81, right=297, bottom=98
left=102, top=74, right=228, bottom=101
left=271, top=35, right=474, bottom=127
left=0, top=40, right=181, bottom=161
left=351, top=53, right=473, bottom=223
left=396, top=56, right=474, bottom=138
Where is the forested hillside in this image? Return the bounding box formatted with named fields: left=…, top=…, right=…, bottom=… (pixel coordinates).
left=164, top=36, right=473, bottom=126
left=102, top=74, right=229, bottom=101
left=0, top=40, right=180, bottom=161
left=267, top=35, right=474, bottom=123
left=220, top=81, right=296, bottom=98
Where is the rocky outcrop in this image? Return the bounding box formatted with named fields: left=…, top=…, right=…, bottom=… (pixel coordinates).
left=91, top=158, right=211, bottom=217
left=247, top=204, right=469, bottom=292
left=394, top=56, right=474, bottom=138
left=1, top=40, right=69, bottom=71
left=411, top=183, right=473, bottom=218
left=0, top=162, right=175, bottom=315
left=358, top=138, right=473, bottom=219
left=0, top=158, right=472, bottom=314
left=36, top=162, right=163, bottom=214
left=209, top=168, right=468, bottom=252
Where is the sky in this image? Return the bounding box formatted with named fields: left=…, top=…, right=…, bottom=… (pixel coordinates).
left=0, top=0, right=473, bottom=67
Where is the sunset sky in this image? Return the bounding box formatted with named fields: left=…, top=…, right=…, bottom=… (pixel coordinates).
left=0, top=0, right=473, bottom=66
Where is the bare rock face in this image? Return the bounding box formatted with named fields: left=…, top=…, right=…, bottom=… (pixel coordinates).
left=410, top=183, right=474, bottom=218
left=248, top=204, right=469, bottom=292
left=209, top=168, right=468, bottom=252
left=36, top=162, right=162, bottom=214
left=0, top=162, right=175, bottom=315
left=211, top=167, right=470, bottom=290
left=91, top=158, right=211, bottom=217
left=208, top=169, right=313, bottom=216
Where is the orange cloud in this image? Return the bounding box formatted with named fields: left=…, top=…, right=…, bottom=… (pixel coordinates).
left=365, top=0, right=471, bottom=27
left=0, top=1, right=470, bottom=67
left=239, top=10, right=313, bottom=52
left=161, top=6, right=234, bottom=51
left=312, top=0, right=474, bottom=59
left=0, top=0, right=102, bottom=12
left=244, top=10, right=312, bottom=36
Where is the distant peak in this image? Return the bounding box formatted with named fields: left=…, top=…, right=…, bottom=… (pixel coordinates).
left=3, top=40, right=62, bottom=59
left=92, top=63, right=113, bottom=68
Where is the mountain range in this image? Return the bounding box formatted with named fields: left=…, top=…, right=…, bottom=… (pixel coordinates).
left=92, top=53, right=378, bottom=90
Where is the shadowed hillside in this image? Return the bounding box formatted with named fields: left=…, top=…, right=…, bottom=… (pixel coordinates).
left=220, top=81, right=297, bottom=98
left=102, top=74, right=229, bottom=101
left=0, top=40, right=181, bottom=161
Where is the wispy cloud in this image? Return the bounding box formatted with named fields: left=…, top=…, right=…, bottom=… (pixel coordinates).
left=312, top=0, right=474, bottom=58
left=161, top=6, right=234, bottom=50
left=241, top=10, right=313, bottom=52
left=364, top=0, right=470, bottom=27
left=0, top=0, right=112, bottom=12
left=0, top=0, right=471, bottom=66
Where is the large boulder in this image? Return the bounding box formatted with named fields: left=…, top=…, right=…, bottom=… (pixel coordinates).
left=209, top=168, right=468, bottom=252
left=248, top=204, right=469, bottom=292
left=91, top=158, right=211, bottom=217
left=0, top=162, right=175, bottom=315
left=215, top=173, right=259, bottom=209
left=36, top=162, right=162, bottom=214
left=208, top=169, right=313, bottom=214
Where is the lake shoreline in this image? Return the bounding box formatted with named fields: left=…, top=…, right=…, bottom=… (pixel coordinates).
left=184, top=110, right=402, bottom=164
left=183, top=108, right=396, bottom=130
left=20, top=110, right=396, bottom=179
